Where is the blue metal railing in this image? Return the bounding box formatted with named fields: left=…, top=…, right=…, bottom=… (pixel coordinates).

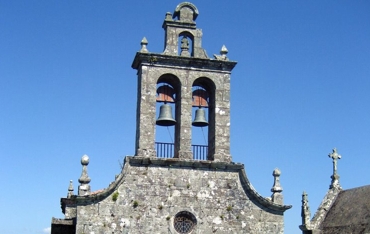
left=155, top=142, right=174, bottom=158
left=155, top=142, right=208, bottom=160
left=192, top=144, right=208, bottom=160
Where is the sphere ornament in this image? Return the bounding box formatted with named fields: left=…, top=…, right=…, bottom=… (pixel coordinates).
left=81, top=154, right=89, bottom=165
left=273, top=168, right=281, bottom=176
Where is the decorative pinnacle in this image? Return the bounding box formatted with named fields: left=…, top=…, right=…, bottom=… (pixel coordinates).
left=328, top=148, right=341, bottom=189
left=271, top=168, right=283, bottom=204
left=67, top=180, right=74, bottom=198
left=220, top=45, right=228, bottom=60
left=220, top=45, right=228, bottom=56
left=301, top=191, right=311, bottom=226
left=214, top=45, right=229, bottom=61
left=271, top=168, right=283, bottom=193
left=79, top=154, right=91, bottom=184
left=140, top=37, right=149, bottom=53
left=78, top=154, right=91, bottom=196
left=165, top=12, right=173, bottom=21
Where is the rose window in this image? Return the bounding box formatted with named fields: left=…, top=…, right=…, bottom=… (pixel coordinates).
left=174, top=211, right=197, bottom=234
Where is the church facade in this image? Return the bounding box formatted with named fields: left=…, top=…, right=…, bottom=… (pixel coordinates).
left=51, top=2, right=291, bottom=233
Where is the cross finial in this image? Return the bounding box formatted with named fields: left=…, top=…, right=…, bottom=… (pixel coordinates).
left=328, top=148, right=342, bottom=189
left=329, top=148, right=341, bottom=175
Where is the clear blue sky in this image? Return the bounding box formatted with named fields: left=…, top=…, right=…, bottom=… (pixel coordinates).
left=1, top=1, right=369, bottom=233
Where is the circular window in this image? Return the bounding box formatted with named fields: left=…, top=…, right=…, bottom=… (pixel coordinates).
left=174, top=211, right=197, bottom=234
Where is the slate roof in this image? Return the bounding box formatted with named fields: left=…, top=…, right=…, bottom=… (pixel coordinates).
left=321, top=185, right=370, bottom=233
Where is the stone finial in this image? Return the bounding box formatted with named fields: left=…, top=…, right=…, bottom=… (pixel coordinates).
left=213, top=45, right=229, bottom=61
left=271, top=168, right=283, bottom=204
left=328, top=148, right=341, bottom=189
left=67, top=180, right=74, bottom=198
left=78, top=154, right=91, bottom=196
left=140, top=37, right=149, bottom=53
left=220, top=45, right=228, bottom=58
left=165, top=12, right=173, bottom=21
left=301, top=191, right=311, bottom=226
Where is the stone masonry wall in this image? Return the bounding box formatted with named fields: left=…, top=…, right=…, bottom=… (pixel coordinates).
left=75, top=158, right=285, bottom=234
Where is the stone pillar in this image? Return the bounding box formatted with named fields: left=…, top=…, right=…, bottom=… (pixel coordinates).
left=212, top=72, right=232, bottom=162
left=301, top=191, right=311, bottom=227
left=135, top=65, right=156, bottom=157
left=176, top=74, right=193, bottom=159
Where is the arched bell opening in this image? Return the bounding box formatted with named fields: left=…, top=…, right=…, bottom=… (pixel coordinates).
left=192, top=78, right=215, bottom=160
left=155, top=74, right=181, bottom=158
left=178, top=31, right=194, bottom=57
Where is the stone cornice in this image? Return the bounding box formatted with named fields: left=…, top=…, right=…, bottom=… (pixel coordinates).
left=162, top=20, right=196, bottom=30
left=51, top=217, right=74, bottom=225
left=131, top=52, right=237, bottom=72
left=128, top=156, right=243, bottom=170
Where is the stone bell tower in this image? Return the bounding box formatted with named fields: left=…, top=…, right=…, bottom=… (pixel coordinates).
left=51, top=3, right=291, bottom=234
left=132, top=2, right=236, bottom=162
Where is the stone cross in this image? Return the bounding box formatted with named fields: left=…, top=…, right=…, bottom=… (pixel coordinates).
left=328, top=148, right=341, bottom=176
left=328, top=148, right=341, bottom=189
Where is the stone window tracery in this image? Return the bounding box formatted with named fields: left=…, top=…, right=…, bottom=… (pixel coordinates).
left=173, top=211, right=197, bottom=234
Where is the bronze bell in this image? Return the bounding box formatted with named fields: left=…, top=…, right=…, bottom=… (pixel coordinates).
left=192, top=107, right=208, bottom=127
left=156, top=103, right=176, bottom=126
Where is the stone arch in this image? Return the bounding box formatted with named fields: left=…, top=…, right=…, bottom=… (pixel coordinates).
left=178, top=31, right=195, bottom=57
left=173, top=2, right=199, bottom=22
left=157, top=73, right=181, bottom=95
left=155, top=74, right=181, bottom=158
left=192, top=77, right=216, bottom=160
left=192, top=77, right=216, bottom=96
